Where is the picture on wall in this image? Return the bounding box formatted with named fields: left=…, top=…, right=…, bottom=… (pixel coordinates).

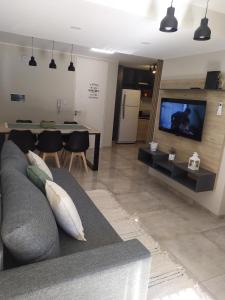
left=10, top=94, right=26, bottom=102
left=88, top=83, right=100, bottom=99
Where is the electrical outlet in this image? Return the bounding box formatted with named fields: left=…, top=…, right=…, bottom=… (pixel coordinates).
left=217, top=102, right=223, bottom=116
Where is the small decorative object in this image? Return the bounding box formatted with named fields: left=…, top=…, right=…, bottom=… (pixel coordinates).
left=188, top=152, right=200, bottom=171
left=149, top=142, right=158, bottom=152
left=40, top=120, right=56, bottom=129
left=168, top=147, right=176, bottom=161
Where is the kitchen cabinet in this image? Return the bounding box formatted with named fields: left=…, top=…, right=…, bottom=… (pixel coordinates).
left=136, top=69, right=153, bottom=85
left=122, top=67, right=154, bottom=88
left=123, top=68, right=136, bottom=88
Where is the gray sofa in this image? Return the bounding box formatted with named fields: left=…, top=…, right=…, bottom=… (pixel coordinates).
left=0, top=141, right=151, bottom=300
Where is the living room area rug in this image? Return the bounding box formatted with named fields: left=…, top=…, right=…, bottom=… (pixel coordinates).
left=87, top=189, right=213, bottom=300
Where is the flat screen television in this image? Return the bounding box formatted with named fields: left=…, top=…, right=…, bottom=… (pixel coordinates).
left=159, top=98, right=207, bottom=141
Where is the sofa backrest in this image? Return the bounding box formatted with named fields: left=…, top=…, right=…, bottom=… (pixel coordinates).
left=0, top=196, right=3, bottom=271
left=0, top=141, right=60, bottom=269
left=0, top=134, right=5, bottom=154
left=1, top=141, right=29, bottom=175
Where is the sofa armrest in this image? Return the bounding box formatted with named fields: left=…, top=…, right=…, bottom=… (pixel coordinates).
left=0, top=239, right=151, bottom=300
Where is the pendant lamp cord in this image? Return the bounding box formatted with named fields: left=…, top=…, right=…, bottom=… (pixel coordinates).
left=171, top=0, right=174, bottom=7
left=71, top=44, right=73, bottom=61
left=31, top=37, right=34, bottom=56
left=52, top=41, right=54, bottom=59
left=205, top=0, right=209, bottom=17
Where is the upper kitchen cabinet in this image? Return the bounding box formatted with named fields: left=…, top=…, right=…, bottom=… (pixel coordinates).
left=122, top=67, right=154, bottom=89
left=136, top=69, right=153, bottom=87
left=123, top=67, right=136, bottom=88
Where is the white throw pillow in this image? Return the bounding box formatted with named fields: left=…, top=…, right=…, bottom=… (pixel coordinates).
left=27, top=151, right=53, bottom=180
left=45, top=180, right=86, bottom=241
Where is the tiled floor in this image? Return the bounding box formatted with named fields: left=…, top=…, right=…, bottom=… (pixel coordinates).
left=69, top=143, right=225, bottom=300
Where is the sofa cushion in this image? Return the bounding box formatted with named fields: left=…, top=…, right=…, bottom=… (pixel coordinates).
left=51, top=168, right=122, bottom=256
left=27, top=165, right=51, bottom=194
left=1, top=168, right=60, bottom=267
left=1, top=141, right=29, bottom=175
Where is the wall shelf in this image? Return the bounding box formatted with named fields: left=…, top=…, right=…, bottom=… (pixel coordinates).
left=160, top=88, right=225, bottom=92
left=138, top=148, right=216, bottom=193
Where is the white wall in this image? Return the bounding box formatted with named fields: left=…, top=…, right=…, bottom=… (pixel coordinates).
left=0, top=43, right=118, bottom=147
left=74, top=57, right=118, bottom=147
left=0, top=43, right=75, bottom=122
left=158, top=50, right=225, bottom=216
left=162, top=50, right=225, bottom=81
left=103, top=62, right=118, bottom=146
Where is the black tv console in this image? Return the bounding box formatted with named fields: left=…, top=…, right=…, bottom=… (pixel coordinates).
left=138, top=148, right=216, bottom=192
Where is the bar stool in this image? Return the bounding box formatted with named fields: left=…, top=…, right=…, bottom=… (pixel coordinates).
left=37, top=131, right=63, bottom=168
left=8, top=130, right=36, bottom=153
left=63, top=131, right=89, bottom=172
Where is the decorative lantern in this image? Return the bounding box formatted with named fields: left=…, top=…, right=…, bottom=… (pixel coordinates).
left=168, top=147, right=176, bottom=161
left=188, top=152, right=200, bottom=171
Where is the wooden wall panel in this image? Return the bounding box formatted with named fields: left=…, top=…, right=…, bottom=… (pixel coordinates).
left=146, top=60, right=163, bottom=142
left=153, top=80, right=225, bottom=173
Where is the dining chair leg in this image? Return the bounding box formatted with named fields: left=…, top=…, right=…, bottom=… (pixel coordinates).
left=81, top=152, right=88, bottom=173
left=63, top=150, right=67, bottom=167
left=62, top=149, right=68, bottom=166
left=61, top=149, right=65, bottom=160
left=68, top=152, right=74, bottom=172
left=54, top=152, right=61, bottom=168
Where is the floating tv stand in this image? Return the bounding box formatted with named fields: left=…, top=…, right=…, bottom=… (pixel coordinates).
left=138, top=148, right=216, bottom=192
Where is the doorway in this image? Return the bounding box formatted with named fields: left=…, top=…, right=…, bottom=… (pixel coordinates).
left=112, top=62, right=162, bottom=145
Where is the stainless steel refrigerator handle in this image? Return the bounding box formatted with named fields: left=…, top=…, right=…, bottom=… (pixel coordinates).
left=122, top=94, right=126, bottom=119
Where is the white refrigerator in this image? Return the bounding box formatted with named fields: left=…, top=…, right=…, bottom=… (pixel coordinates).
left=117, top=89, right=141, bottom=143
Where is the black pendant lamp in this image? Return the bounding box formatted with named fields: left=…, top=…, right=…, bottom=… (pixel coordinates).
left=194, top=0, right=211, bottom=41
left=68, top=44, right=75, bottom=72
left=160, top=0, right=178, bottom=32
left=49, top=40, right=57, bottom=69
left=29, top=37, right=37, bottom=66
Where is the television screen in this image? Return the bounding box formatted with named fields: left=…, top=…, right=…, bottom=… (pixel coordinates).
left=159, top=98, right=207, bottom=141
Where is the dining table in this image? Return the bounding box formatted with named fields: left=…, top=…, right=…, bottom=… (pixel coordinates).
left=0, top=122, right=101, bottom=171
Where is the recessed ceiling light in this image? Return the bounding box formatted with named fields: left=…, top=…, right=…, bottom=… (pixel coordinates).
left=141, top=42, right=151, bottom=45
left=70, top=26, right=82, bottom=30
left=90, top=48, right=115, bottom=54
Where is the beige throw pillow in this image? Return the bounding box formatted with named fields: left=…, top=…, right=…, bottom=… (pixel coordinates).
left=45, top=180, right=86, bottom=241
left=27, top=150, right=53, bottom=180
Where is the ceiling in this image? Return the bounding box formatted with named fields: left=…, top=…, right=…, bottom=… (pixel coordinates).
left=0, top=31, right=157, bottom=66
left=0, top=0, right=224, bottom=60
